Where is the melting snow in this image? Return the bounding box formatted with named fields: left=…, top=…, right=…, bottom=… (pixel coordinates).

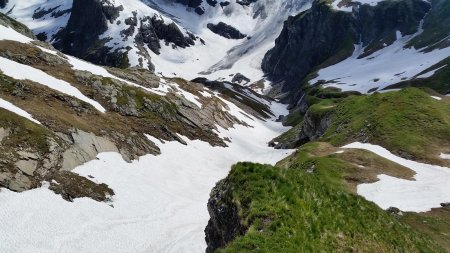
left=343, top=142, right=450, bottom=212
left=0, top=99, right=293, bottom=252
left=0, top=23, right=33, bottom=43
left=431, top=96, right=442, bottom=100
left=311, top=32, right=450, bottom=93
left=0, top=98, right=41, bottom=124
left=440, top=153, right=450, bottom=160
left=0, top=57, right=106, bottom=113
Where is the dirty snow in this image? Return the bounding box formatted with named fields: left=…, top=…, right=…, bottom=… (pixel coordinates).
left=0, top=97, right=41, bottom=124
left=343, top=142, right=450, bottom=212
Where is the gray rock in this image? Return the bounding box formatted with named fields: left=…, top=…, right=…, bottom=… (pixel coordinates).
left=15, top=160, right=38, bottom=176
left=0, top=127, right=10, bottom=142
left=62, top=130, right=119, bottom=170
left=9, top=173, right=32, bottom=192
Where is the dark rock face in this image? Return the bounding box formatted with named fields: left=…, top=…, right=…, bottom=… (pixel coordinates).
left=272, top=105, right=333, bottom=149
left=231, top=73, right=250, bottom=84
left=52, top=0, right=196, bottom=69
left=262, top=0, right=431, bottom=92
left=205, top=179, right=247, bottom=253
left=236, top=0, right=259, bottom=6
left=298, top=108, right=333, bottom=144
left=0, top=0, right=8, bottom=9
left=408, top=0, right=450, bottom=49
left=53, top=0, right=122, bottom=66
left=206, top=0, right=218, bottom=7
left=136, top=16, right=195, bottom=54
left=207, top=22, right=246, bottom=39
left=173, top=0, right=203, bottom=8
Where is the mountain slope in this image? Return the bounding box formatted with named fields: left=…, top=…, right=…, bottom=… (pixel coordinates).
left=0, top=12, right=296, bottom=252
left=262, top=0, right=450, bottom=99
left=1, top=0, right=311, bottom=83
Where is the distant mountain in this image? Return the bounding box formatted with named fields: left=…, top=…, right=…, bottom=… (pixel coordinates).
left=0, top=0, right=310, bottom=83
left=263, top=0, right=450, bottom=101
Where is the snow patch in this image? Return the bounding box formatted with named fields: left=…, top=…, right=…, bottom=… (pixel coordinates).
left=0, top=98, right=41, bottom=124
left=343, top=142, right=450, bottom=212
left=431, top=96, right=442, bottom=100
left=0, top=57, right=106, bottom=113
left=417, top=64, right=447, bottom=79
left=311, top=33, right=450, bottom=93
left=0, top=23, right=33, bottom=43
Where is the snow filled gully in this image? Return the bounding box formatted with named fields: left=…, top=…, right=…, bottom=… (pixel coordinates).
left=0, top=102, right=294, bottom=252
left=343, top=142, right=450, bottom=213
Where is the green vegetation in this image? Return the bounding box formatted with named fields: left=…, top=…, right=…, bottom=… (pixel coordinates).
left=401, top=208, right=450, bottom=252
left=0, top=108, right=50, bottom=154
left=322, top=88, right=450, bottom=165
left=215, top=143, right=445, bottom=252
left=0, top=13, right=36, bottom=38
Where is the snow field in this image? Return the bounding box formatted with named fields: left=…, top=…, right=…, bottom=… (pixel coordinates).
left=343, top=142, right=450, bottom=212
left=0, top=96, right=294, bottom=252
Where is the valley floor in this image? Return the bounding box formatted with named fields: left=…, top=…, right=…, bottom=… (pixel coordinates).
left=0, top=102, right=293, bottom=252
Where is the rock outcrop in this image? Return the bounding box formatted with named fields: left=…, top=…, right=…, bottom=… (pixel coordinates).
left=207, top=22, right=247, bottom=39
left=205, top=179, right=247, bottom=253
left=52, top=0, right=197, bottom=70
left=0, top=0, right=7, bottom=9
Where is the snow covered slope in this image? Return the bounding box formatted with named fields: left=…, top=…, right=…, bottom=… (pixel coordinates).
left=0, top=13, right=295, bottom=252
left=262, top=0, right=450, bottom=97
left=310, top=31, right=450, bottom=93
left=0, top=101, right=293, bottom=253
left=1, top=0, right=311, bottom=84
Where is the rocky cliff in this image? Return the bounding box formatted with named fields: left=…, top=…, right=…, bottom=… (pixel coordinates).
left=52, top=0, right=196, bottom=70
left=205, top=178, right=247, bottom=253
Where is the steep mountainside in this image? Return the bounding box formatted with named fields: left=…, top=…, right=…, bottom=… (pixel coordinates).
left=263, top=0, right=450, bottom=99
left=0, top=0, right=311, bottom=83
left=1, top=0, right=450, bottom=252
left=0, top=13, right=295, bottom=252
left=0, top=12, right=279, bottom=196
left=206, top=88, right=450, bottom=252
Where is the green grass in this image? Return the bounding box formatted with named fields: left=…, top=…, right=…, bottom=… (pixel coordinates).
left=215, top=144, right=444, bottom=252
left=401, top=208, right=450, bottom=252
left=0, top=108, right=51, bottom=154
left=322, top=88, right=450, bottom=164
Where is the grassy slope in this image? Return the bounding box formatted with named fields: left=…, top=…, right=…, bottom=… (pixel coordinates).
left=321, top=88, right=450, bottom=166
left=216, top=143, right=445, bottom=252
left=401, top=207, right=450, bottom=252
